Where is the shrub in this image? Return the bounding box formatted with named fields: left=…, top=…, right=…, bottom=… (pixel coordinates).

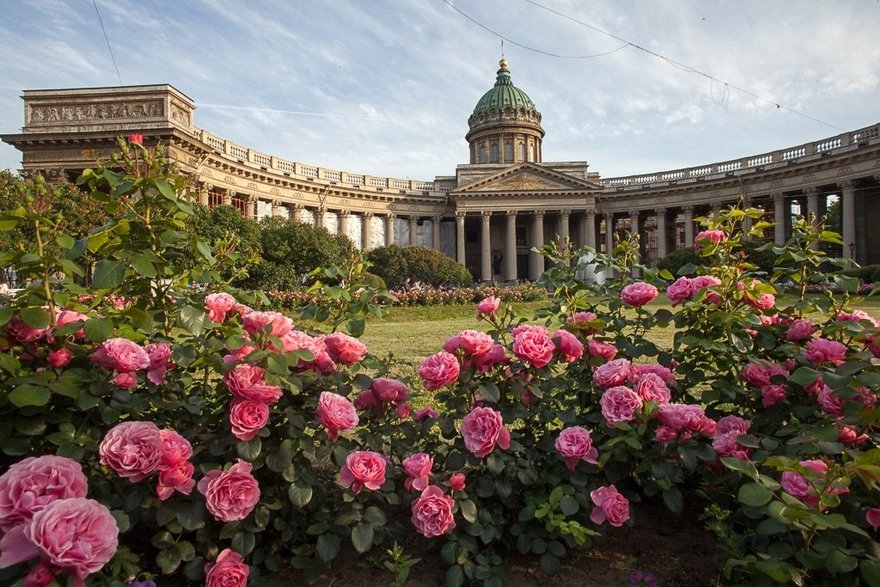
left=656, top=246, right=699, bottom=275
left=366, top=245, right=472, bottom=289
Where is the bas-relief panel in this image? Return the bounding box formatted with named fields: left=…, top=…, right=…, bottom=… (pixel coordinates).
left=368, top=217, right=386, bottom=250
left=27, top=101, right=164, bottom=124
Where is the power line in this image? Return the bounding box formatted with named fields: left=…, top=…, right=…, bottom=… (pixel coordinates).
left=442, top=0, right=627, bottom=59
left=92, top=0, right=123, bottom=86
left=519, top=0, right=844, bottom=131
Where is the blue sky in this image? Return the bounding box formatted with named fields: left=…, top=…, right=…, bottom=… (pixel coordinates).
left=1, top=0, right=879, bottom=180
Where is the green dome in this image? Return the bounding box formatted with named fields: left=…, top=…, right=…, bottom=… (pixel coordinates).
left=472, top=59, right=536, bottom=115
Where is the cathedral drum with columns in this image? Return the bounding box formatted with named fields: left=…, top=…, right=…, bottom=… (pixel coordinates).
left=3, top=60, right=880, bottom=281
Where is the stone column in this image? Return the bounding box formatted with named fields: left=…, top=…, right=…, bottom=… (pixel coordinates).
left=656, top=208, right=668, bottom=260
left=432, top=215, right=442, bottom=251
left=480, top=211, right=492, bottom=282
left=629, top=211, right=640, bottom=276
left=199, top=184, right=210, bottom=206
left=683, top=207, right=694, bottom=247
left=742, top=198, right=753, bottom=234
left=604, top=213, right=614, bottom=254
left=222, top=190, right=232, bottom=206
left=805, top=188, right=820, bottom=223
left=711, top=203, right=722, bottom=219
left=529, top=211, right=545, bottom=280
left=772, top=193, right=786, bottom=245
left=840, top=181, right=856, bottom=260
left=362, top=212, right=373, bottom=251
left=558, top=209, right=570, bottom=245
left=245, top=197, right=255, bottom=219
left=409, top=216, right=419, bottom=246
left=385, top=214, right=396, bottom=246
left=583, top=211, right=596, bottom=250
left=455, top=212, right=466, bottom=265
left=505, top=211, right=517, bottom=281
left=315, top=207, right=325, bottom=229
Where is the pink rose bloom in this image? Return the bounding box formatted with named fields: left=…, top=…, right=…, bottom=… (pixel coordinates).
left=654, top=403, right=716, bottom=440
left=761, top=384, right=787, bottom=408
left=316, top=392, right=359, bottom=441
left=566, top=312, right=602, bottom=334
left=838, top=309, right=880, bottom=327
left=666, top=277, right=696, bottom=306
left=634, top=363, right=677, bottom=385
left=283, top=331, right=337, bottom=374
left=511, top=324, right=548, bottom=337
left=780, top=460, right=830, bottom=508
left=716, top=415, right=750, bottom=436
left=99, top=421, right=163, bottom=482
left=112, top=372, right=138, bottom=389
left=474, top=343, right=508, bottom=373
left=223, top=363, right=282, bottom=404
left=47, top=348, right=74, bottom=368
left=600, top=386, right=643, bottom=426
left=419, top=352, right=460, bottom=391
left=158, top=428, right=193, bottom=467
left=396, top=402, right=412, bottom=419
left=156, top=460, right=195, bottom=501
left=460, top=407, right=511, bottom=458
left=587, top=338, right=618, bottom=362
left=476, top=296, right=501, bottom=319
left=555, top=426, right=598, bottom=470
left=552, top=330, right=583, bottom=362
left=413, top=406, right=438, bottom=422
left=230, top=399, right=270, bottom=441
left=621, top=282, right=659, bottom=307
left=204, top=292, right=238, bottom=324
left=593, top=358, right=634, bottom=389
left=205, top=548, right=249, bottom=587
left=338, top=451, right=387, bottom=494
left=737, top=280, right=775, bottom=310
left=513, top=330, right=556, bottom=369
left=242, top=310, right=294, bottom=339
left=839, top=424, right=869, bottom=445
left=817, top=385, right=844, bottom=418
left=0, top=456, right=88, bottom=533
left=444, top=330, right=494, bottom=358
left=694, top=229, right=727, bottom=249
left=590, top=485, right=630, bottom=527
left=692, top=275, right=723, bottom=304
left=713, top=415, right=752, bottom=461
left=91, top=337, right=150, bottom=372
left=741, top=361, right=789, bottom=387
left=449, top=473, right=466, bottom=491
left=372, top=378, right=410, bottom=404
left=55, top=309, right=88, bottom=339
left=5, top=316, right=51, bottom=343
left=144, top=342, right=173, bottom=385
left=0, top=498, right=118, bottom=583
left=868, top=508, right=880, bottom=529
left=411, top=485, right=456, bottom=538
left=353, top=389, right=380, bottom=411
left=805, top=338, right=847, bottom=365
left=785, top=319, right=817, bottom=343
left=198, top=460, right=261, bottom=522
left=23, top=560, right=55, bottom=587
left=128, top=132, right=143, bottom=145
left=324, top=332, right=368, bottom=365
left=635, top=373, right=671, bottom=403
left=402, top=453, right=433, bottom=491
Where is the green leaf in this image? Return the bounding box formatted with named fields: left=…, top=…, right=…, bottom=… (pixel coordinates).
left=157, top=547, right=182, bottom=574
left=0, top=215, right=22, bottom=230
left=540, top=553, right=561, bottom=575
left=351, top=523, right=374, bottom=554
left=445, top=565, right=464, bottom=587
left=346, top=317, right=365, bottom=338
left=316, top=533, right=340, bottom=563
left=266, top=354, right=288, bottom=375
left=231, top=530, right=255, bottom=556
left=0, top=353, right=20, bottom=374
left=662, top=487, right=683, bottom=513
left=460, top=499, right=478, bottom=523
left=19, top=307, right=50, bottom=329
left=720, top=457, right=760, bottom=481
left=177, top=502, right=206, bottom=531
left=236, top=438, right=261, bottom=460
left=825, top=549, right=858, bottom=573
left=179, top=305, right=208, bottom=336
left=861, top=560, right=880, bottom=587
left=288, top=480, right=313, bottom=507
left=738, top=482, right=773, bottom=507
left=92, top=259, right=127, bottom=289
left=84, top=318, right=114, bottom=343
left=129, top=253, right=157, bottom=278
left=559, top=495, right=579, bottom=516
left=155, top=178, right=177, bottom=200
left=9, top=384, right=50, bottom=407
left=789, top=367, right=822, bottom=388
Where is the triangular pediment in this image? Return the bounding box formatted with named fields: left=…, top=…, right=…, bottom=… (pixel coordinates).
left=452, top=162, right=602, bottom=196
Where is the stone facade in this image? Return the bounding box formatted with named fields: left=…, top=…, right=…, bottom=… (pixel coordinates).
left=3, top=76, right=880, bottom=281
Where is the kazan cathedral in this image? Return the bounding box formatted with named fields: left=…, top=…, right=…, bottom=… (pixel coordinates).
left=3, top=60, right=880, bottom=281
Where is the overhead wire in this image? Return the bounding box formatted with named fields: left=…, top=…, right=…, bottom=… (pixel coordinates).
left=92, top=0, right=123, bottom=86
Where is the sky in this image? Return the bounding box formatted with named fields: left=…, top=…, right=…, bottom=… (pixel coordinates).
left=1, top=0, right=879, bottom=181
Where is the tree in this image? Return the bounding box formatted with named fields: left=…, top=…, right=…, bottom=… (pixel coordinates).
left=366, top=245, right=472, bottom=289
left=187, top=204, right=262, bottom=285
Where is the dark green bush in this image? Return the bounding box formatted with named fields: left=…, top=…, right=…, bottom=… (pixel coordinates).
left=366, top=245, right=472, bottom=289
left=656, top=246, right=700, bottom=275
left=842, top=263, right=880, bottom=283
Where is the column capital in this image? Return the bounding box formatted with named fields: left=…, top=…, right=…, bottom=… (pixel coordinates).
left=682, top=205, right=694, bottom=212
left=534, top=210, right=545, bottom=218
left=506, top=210, right=518, bottom=217
left=363, top=211, right=374, bottom=219
left=655, top=207, right=667, bottom=215
left=838, top=180, right=854, bottom=191
left=203, top=183, right=213, bottom=190
left=802, top=186, right=819, bottom=195
left=629, top=210, right=640, bottom=218
left=386, top=212, right=396, bottom=220
left=481, top=210, right=493, bottom=219
left=770, top=192, right=785, bottom=202
left=339, top=209, right=351, bottom=218
left=559, top=208, right=570, bottom=217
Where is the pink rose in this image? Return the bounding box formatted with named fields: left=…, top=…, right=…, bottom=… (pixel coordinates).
left=593, top=358, right=633, bottom=389
left=112, top=371, right=138, bottom=389
left=144, top=342, right=173, bottom=385
left=411, top=485, right=456, bottom=538
left=0, top=498, right=118, bottom=582
left=23, top=561, right=55, bottom=587
left=867, top=508, right=880, bottom=529
left=785, top=319, right=817, bottom=343
left=413, top=406, right=438, bottom=422
left=205, top=548, right=249, bottom=587
left=205, top=292, right=238, bottom=324
left=805, top=338, right=847, bottom=365
left=474, top=343, right=508, bottom=373
left=316, top=392, right=359, bottom=441
left=444, top=329, right=495, bottom=358
left=449, top=473, right=466, bottom=491
left=324, top=332, right=368, bottom=365
left=419, top=352, right=460, bottom=391
left=55, top=309, right=88, bottom=340
left=737, top=280, right=775, bottom=310
left=511, top=324, right=548, bottom=337
left=634, top=373, right=671, bottom=403
left=761, top=384, right=787, bottom=408
left=128, top=133, right=143, bottom=145
left=242, top=311, right=294, bottom=339
left=372, top=378, right=410, bottom=404
left=460, top=407, right=511, bottom=458
left=621, top=282, right=659, bottom=307
left=692, top=275, right=722, bottom=304
left=694, top=229, right=727, bottom=249
left=555, top=427, right=598, bottom=470
left=0, top=456, right=88, bottom=533
left=99, top=421, right=163, bottom=482
left=552, top=330, right=583, bottom=362
left=780, top=460, right=841, bottom=508
left=5, top=316, right=51, bottom=343
left=198, top=460, right=261, bottom=522
left=741, top=361, right=788, bottom=388
left=91, top=337, right=150, bottom=372
left=402, top=453, right=433, bottom=492
left=839, top=424, right=869, bottom=445
left=634, top=363, right=676, bottom=384
left=282, top=331, right=337, bottom=374
left=590, top=485, right=630, bottom=527
left=158, top=428, right=193, bottom=467
left=47, top=348, right=73, bottom=368
left=156, top=460, right=195, bottom=501
left=666, top=277, right=696, bottom=306
left=476, top=296, right=500, bottom=319
left=513, top=328, right=555, bottom=368
left=224, top=363, right=282, bottom=404
left=230, top=400, right=270, bottom=441
left=600, top=386, right=643, bottom=426
left=713, top=416, right=752, bottom=460
left=838, top=309, right=880, bottom=327
left=396, top=402, right=412, bottom=419
left=587, top=339, right=618, bottom=362
left=338, top=451, right=387, bottom=493
left=654, top=403, right=716, bottom=441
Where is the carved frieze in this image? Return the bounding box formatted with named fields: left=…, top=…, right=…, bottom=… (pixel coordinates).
left=27, top=101, right=164, bottom=125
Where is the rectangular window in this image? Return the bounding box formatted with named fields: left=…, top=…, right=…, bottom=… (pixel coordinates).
left=519, top=143, right=526, bottom=161
left=504, top=143, right=513, bottom=162
left=491, top=144, right=499, bottom=163
left=479, top=147, right=488, bottom=163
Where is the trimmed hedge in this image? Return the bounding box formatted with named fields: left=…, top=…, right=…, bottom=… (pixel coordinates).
left=366, top=245, right=472, bottom=289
